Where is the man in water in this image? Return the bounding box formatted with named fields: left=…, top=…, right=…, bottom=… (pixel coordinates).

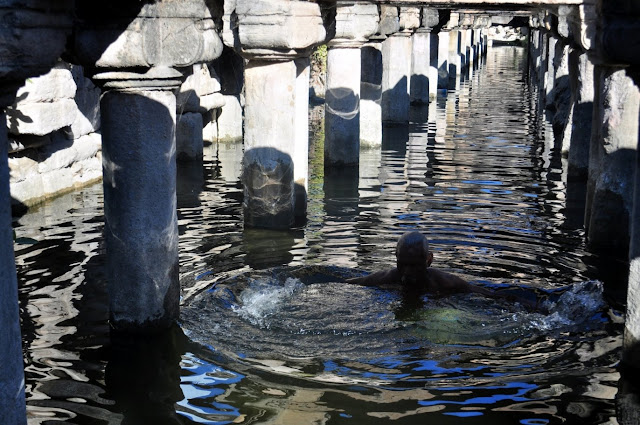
left=347, top=231, right=538, bottom=309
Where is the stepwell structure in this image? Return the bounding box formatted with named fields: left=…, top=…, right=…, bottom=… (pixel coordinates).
left=1, top=0, right=639, bottom=423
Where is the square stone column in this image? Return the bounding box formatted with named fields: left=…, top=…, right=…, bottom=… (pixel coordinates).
left=326, top=47, right=363, bottom=166
left=565, top=50, right=594, bottom=180
left=410, top=30, right=431, bottom=105
left=324, top=2, right=379, bottom=165
left=382, top=32, right=412, bottom=123
left=361, top=41, right=383, bottom=149
left=436, top=30, right=450, bottom=90
left=244, top=60, right=297, bottom=228
left=585, top=66, right=640, bottom=255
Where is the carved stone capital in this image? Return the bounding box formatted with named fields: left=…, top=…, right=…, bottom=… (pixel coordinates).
left=421, top=8, right=440, bottom=30
left=328, top=3, right=380, bottom=48
left=224, top=0, right=326, bottom=61
left=75, top=0, right=222, bottom=73
left=399, top=7, right=421, bottom=32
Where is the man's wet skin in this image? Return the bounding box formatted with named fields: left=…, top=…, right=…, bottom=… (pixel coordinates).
left=347, top=231, right=541, bottom=310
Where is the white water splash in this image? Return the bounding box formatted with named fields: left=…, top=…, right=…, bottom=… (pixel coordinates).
left=232, top=277, right=304, bottom=328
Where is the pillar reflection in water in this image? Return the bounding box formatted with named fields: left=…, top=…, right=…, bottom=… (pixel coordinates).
left=106, top=325, right=186, bottom=424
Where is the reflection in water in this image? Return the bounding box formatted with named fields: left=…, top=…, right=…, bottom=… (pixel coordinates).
left=14, top=47, right=626, bottom=424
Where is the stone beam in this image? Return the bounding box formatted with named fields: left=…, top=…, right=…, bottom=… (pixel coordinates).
left=363, top=0, right=583, bottom=5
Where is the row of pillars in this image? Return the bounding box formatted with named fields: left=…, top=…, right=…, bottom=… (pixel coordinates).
left=528, top=19, right=640, bottom=422
left=0, top=6, right=490, bottom=422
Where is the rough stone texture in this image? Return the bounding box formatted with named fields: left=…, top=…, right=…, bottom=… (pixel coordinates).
left=382, top=33, right=412, bottom=123
left=361, top=42, right=383, bottom=149
left=217, top=94, right=243, bottom=143
left=243, top=60, right=296, bottom=228
left=325, top=47, right=362, bottom=166
left=67, top=65, right=101, bottom=139
left=0, top=113, right=27, bottom=425
left=226, top=0, right=326, bottom=60
left=9, top=132, right=102, bottom=207
left=100, top=89, right=179, bottom=330
left=176, top=112, right=204, bottom=161
left=586, top=66, right=640, bottom=255
left=378, top=6, right=400, bottom=36
left=422, top=8, right=440, bottom=29
left=6, top=63, right=77, bottom=136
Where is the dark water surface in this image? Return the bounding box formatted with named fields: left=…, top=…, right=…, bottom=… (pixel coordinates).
left=15, top=47, right=623, bottom=424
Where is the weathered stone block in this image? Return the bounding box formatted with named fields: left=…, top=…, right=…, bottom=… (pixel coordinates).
left=7, top=98, right=77, bottom=136
left=13, top=63, right=76, bottom=103
left=378, top=6, right=399, bottom=36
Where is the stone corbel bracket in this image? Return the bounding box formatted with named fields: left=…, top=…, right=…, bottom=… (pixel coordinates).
left=75, top=0, right=223, bottom=89
left=224, top=0, right=326, bottom=61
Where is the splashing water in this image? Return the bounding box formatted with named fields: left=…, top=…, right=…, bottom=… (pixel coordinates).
left=232, top=277, right=304, bottom=328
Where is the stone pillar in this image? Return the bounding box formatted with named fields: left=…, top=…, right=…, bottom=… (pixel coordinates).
left=410, top=29, right=430, bottom=105
left=382, top=32, right=413, bottom=123
left=1, top=112, right=26, bottom=425
left=75, top=0, right=223, bottom=330
left=326, top=48, right=362, bottom=165
left=325, top=3, right=379, bottom=166
left=361, top=40, right=383, bottom=149
left=225, top=0, right=326, bottom=227
left=436, top=30, right=450, bottom=90
left=244, top=60, right=297, bottom=227
left=585, top=66, right=640, bottom=254
left=99, top=75, right=181, bottom=330
left=566, top=49, right=594, bottom=180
